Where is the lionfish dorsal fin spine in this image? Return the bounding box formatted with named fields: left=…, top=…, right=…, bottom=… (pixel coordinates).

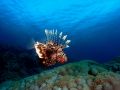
left=59, top=32, right=63, bottom=38
left=50, top=30, right=53, bottom=41
left=47, top=30, right=51, bottom=42
left=55, top=29, right=58, bottom=43
left=66, top=45, right=70, bottom=48
left=55, top=29, right=57, bottom=35
left=47, top=30, right=50, bottom=42
left=52, top=29, right=54, bottom=42
left=58, top=31, right=62, bottom=45
left=66, top=40, right=71, bottom=44
left=62, top=35, right=67, bottom=41
left=54, top=29, right=56, bottom=43
left=45, top=29, right=49, bottom=42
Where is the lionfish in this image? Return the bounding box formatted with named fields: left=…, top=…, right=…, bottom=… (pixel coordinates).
left=34, top=29, right=71, bottom=66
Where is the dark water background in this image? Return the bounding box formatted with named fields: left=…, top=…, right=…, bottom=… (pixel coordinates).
left=0, top=0, right=120, bottom=83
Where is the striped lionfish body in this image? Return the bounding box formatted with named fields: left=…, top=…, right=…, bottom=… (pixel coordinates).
left=34, top=29, right=71, bottom=66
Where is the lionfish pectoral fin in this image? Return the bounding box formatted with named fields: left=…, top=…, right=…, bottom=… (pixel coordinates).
left=34, top=42, right=43, bottom=58
left=26, top=38, right=36, bottom=50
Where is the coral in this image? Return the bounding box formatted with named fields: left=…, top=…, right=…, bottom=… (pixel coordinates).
left=0, top=60, right=120, bottom=90
left=104, top=56, right=120, bottom=74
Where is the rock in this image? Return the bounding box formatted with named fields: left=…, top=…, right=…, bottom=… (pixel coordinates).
left=90, top=67, right=98, bottom=76
left=77, top=85, right=82, bottom=90
left=67, top=81, right=77, bottom=88
left=53, top=86, right=62, bottom=90
left=87, top=79, right=93, bottom=86
left=95, top=85, right=103, bottom=90
left=62, top=86, right=68, bottom=90
left=70, top=87, right=77, bottom=90
left=29, top=85, right=39, bottom=90
left=40, top=83, right=46, bottom=89
left=103, top=82, right=113, bottom=90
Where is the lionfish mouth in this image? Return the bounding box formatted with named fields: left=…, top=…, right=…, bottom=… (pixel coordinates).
left=34, top=29, right=71, bottom=66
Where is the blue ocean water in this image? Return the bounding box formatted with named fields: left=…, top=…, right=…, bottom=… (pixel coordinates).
left=0, top=0, right=120, bottom=63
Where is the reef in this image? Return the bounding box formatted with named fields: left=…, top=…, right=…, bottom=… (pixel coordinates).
left=0, top=44, right=46, bottom=83
left=0, top=60, right=120, bottom=90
